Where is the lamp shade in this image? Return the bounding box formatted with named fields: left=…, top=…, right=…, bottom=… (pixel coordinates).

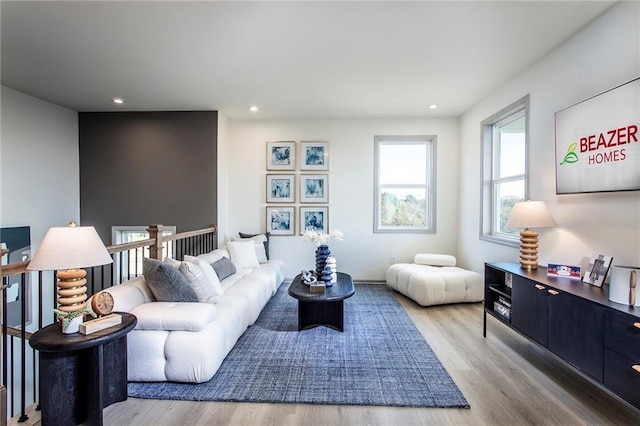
left=506, top=200, right=557, bottom=229
left=27, top=226, right=113, bottom=271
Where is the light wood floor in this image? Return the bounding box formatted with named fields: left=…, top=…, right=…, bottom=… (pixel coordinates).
left=13, top=288, right=640, bottom=425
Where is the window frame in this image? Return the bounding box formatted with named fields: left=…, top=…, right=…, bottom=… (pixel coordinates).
left=480, top=95, right=529, bottom=246
left=111, top=225, right=176, bottom=278
left=373, top=135, right=437, bottom=234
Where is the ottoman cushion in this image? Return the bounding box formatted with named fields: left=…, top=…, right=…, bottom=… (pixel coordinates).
left=386, top=262, right=483, bottom=306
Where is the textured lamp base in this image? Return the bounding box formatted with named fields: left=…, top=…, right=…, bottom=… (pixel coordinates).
left=519, top=230, right=539, bottom=270
left=56, top=268, right=88, bottom=312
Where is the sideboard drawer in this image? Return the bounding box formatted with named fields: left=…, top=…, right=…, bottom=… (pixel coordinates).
left=605, top=309, right=640, bottom=360
left=604, top=348, right=640, bottom=409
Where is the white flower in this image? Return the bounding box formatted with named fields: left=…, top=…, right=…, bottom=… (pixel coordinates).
left=302, top=229, right=344, bottom=246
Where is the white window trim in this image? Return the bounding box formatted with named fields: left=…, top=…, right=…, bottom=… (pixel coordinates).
left=111, top=225, right=177, bottom=279
left=373, top=135, right=437, bottom=234
left=480, top=95, right=529, bottom=247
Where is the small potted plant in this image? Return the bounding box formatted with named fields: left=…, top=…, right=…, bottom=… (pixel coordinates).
left=54, top=307, right=97, bottom=334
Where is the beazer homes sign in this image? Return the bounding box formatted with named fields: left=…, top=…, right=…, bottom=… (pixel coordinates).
left=555, top=78, right=640, bottom=194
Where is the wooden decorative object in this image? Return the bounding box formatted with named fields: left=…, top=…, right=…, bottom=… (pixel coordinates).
left=79, top=313, right=123, bottom=335
left=518, top=229, right=539, bottom=270
left=56, top=269, right=88, bottom=312
left=91, top=291, right=114, bottom=316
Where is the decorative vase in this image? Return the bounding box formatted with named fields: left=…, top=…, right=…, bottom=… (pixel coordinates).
left=315, top=244, right=331, bottom=281
left=61, top=315, right=83, bottom=334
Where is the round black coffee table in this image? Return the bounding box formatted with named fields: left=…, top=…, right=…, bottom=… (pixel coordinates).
left=288, top=272, right=355, bottom=332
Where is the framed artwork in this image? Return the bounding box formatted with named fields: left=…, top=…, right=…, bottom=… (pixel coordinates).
left=555, top=78, right=640, bottom=194
left=266, top=174, right=295, bottom=203
left=300, top=174, right=329, bottom=203
left=299, top=207, right=328, bottom=234
left=300, top=141, right=329, bottom=170
left=583, top=254, right=613, bottom=287
left=0, top=226, right=32, bottom=327
left=267, top=141, right=296, bottom=170
left=266, top=207, right=295, bottom=236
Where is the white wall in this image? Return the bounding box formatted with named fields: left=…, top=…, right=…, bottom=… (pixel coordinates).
left=1, top=85, right=80, bottom=327
left=217, top=113, right=230, bottom=247
left=458, top=2, right=640, bottom=273
left=225, top=118, right=460, bottom=281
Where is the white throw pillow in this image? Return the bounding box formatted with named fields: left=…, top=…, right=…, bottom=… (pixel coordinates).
left=178, top=261, right=218, bottom=303
left=184, top=255, right=223, bottom=298
left=231, top=235, right=268, bottom=264
left=413, top=253, right=457, bottom=267
left=227, top=240, right=260, bottom=269
left=197, top=247, right=230, bottom=265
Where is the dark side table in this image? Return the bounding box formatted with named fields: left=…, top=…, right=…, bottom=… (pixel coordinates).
left=29, top=313, right=136, bottom=426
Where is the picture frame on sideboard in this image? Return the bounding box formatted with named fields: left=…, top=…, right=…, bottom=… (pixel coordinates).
left=583, top=254, right=613, bottom=287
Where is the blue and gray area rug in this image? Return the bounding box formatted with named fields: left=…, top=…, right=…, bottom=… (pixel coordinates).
left=128, top=283, right=469, bottom=408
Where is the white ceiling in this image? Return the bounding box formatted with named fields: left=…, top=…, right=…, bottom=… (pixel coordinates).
left=1, top=1, right=615, bottom=119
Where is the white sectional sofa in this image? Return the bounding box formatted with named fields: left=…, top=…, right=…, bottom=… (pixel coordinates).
left=104, top=237, right=284, bottom=384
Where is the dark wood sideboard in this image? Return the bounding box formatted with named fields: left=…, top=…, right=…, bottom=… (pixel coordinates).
left=484, top=262, right=640, bottom=411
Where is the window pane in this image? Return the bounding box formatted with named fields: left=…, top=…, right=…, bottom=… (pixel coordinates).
left=497, top=115, right=525, bottom=178
left=495, top=180, right=525, bottom=234
left=379, top=144, right=426, bottom=184
left=380, top=187, right=427, bottom=227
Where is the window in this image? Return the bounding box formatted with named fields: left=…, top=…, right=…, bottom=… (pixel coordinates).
left=112, top=226, right=176, bottom=278
left=481, top=96, right=529, bottom=245
left=374, top=136, right=436, bottom=233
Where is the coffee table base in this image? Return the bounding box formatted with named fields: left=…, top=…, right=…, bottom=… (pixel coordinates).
left=298, top=300, right=344, bottom=332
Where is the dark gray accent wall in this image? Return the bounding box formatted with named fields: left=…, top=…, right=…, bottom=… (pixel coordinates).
left=79, top=111, right=217, bottom=243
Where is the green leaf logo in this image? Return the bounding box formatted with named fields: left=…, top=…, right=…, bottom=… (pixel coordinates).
left=560, top=142, right=579, bottom=165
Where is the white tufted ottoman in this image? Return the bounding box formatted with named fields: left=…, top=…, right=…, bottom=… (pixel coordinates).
left=386, top=254, right=483, bottom=306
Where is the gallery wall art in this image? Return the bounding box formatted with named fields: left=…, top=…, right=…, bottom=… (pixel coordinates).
left=265, top=141, right=331, bottom=235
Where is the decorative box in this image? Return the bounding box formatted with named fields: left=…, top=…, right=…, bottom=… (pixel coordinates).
left=494, top=300, right=511, bottom=322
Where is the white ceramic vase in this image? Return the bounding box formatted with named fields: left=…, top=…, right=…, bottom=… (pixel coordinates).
left=62, top=316, right=83, bottom=334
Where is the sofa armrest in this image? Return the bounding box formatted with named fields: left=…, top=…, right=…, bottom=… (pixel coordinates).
left=104, top=276, right=154, bottom=312
left=130, top=302, right=217, bottom=332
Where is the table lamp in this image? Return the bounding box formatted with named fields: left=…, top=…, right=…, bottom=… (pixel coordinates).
left=506, top=200, right=557, bottom=270
left=27, top=222, right=113, bottom=314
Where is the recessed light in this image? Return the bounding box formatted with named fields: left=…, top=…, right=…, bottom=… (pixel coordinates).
left=113, top=97, right=124, bottom=104
left=428, top=104, right=438, bottom=110
left=249, top=105, right=258, bottom=112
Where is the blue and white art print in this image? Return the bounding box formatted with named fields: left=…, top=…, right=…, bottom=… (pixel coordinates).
left=300, top=174, right=328, bottom=203
left=267, top=141, right=296, bottom=170
left=266, top=174, right=295, bottom=203
left=266, top=207, right=295, bottom=235
left=300, top=141, right=329, bottom=170
left=299, top=207, right=328, bottom=235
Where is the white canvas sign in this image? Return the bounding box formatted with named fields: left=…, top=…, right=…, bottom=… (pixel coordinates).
left=555, top=78, right=640, bottom=194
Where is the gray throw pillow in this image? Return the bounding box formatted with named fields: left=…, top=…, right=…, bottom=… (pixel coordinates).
left=211, top=257, right=237, bottom=281
left=239, top=232, right=270, bottom=260
left=143, top=258, right=198, bottom=302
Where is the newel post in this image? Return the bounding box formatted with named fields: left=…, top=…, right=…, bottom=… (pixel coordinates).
left=0, top=247, right=7, bottom=424
left=147, top=224, right=164, bottom=260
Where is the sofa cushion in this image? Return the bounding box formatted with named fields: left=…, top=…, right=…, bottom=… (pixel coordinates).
left=130, top=302, right=217, bottom=332
left=232, top=234, right=268, bottom=264
left=197, top=247, right=230, bottom=265
left=228, top=240, right=260, bottom=269
left=179, top=261, right=217, bottom=303
left=143, top=258, right=198, bottom=302
left=211, top=257, right=237, bottom=281
left=413, top=253, right=457, bottom=267
left=184, top=256, right=223, bottom=299
left=239, top=232, right=270, bottom=260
